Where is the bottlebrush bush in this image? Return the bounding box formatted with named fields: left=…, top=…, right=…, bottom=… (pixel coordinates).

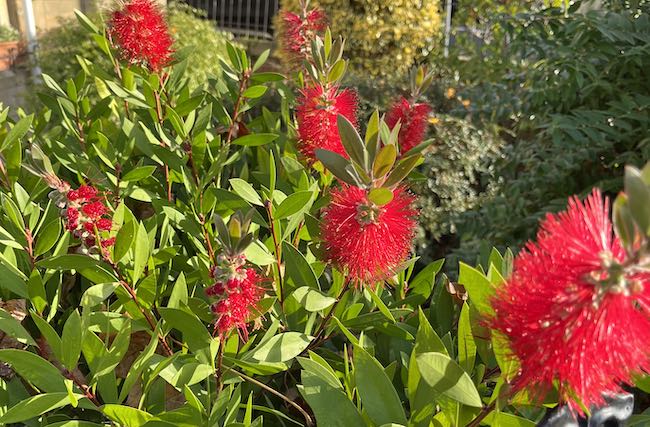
left=0, top=2, right=648, bottom=426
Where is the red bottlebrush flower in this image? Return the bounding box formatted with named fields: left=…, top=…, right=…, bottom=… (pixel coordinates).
left=488, top=189, right=650, bottom=413
left=385, top=97, right=431, bottom=154
left=83, top=222, right=96, bottom=233
left=77, top=185, right=98, bottom=202
left=296, top=85, right=358, bottom=163
left=280, top=8, right=327, bottom=64
left=66, top=207, right=79, bottom=231
left=321, top=185, right=417, bottom=283
left=206, top=282, right=225, bottom=297
left=82, top=202, right=107, bottom=219
left=109, top=0, right=174, bottom=71
left=96, top=218, right=113, bottom=232
left=101, top=237, right=116, bottom=248
left=66, top=190, right=79, bottom=201
left=209, top=266, right=264, bottom=338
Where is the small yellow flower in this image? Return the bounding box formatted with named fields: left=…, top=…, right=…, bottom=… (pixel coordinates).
left=445, top=87, right=456, bottom=99
left=428, top=116, right=440, bottom=125
left=461, top=99, right=471, bottom=108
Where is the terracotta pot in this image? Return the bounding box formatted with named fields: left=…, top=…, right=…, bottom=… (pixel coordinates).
left=0, top=40, right=21, bottom=72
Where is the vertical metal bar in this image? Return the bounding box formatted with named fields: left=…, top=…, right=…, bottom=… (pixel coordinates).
left=246, top=0, right=251, bottom=38
left=443, top=0, right=453, bottom=58
left=219, top=0, right=225, bottom=30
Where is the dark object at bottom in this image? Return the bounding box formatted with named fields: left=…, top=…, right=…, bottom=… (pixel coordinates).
left=537, top=393, right=634, bottom=427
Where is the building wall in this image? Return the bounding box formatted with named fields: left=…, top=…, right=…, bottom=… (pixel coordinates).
left=7, top=0, right=95, bottom=37
left=5, top=0, right=165, bottom=38
left=1, top=0, right=11, bottom=27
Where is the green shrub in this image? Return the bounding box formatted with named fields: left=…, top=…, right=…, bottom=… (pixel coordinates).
left=0, top=24, right=19, bottom=42
left=277, top=0, right=443, bottom=80
left=451, top=4, right=650, bottom=257
left=37, top=3, right=235, bottom=90
left=414, top=116, right=504, bottom=263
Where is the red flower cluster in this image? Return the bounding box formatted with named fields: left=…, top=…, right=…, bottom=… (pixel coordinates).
left=206, top=255, right=264, bottom=338
left=321, top=185, right=417, bottom=283
left=109, top=0, right=174, bottom=71
left=488, top=190, right=650, bottom=412
left=280, top=8, right=327, bottom=64
left=385, top=96, right=431, bottom=154
left=296, top=85, right=358, bottom=163
left=64, top=185, right=115, bottom=249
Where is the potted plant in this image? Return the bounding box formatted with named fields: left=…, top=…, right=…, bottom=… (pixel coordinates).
left=0, top=24, right=20, bottom=71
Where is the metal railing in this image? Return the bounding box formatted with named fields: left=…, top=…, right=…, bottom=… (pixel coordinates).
left=180, top=0, right=280, bottom=40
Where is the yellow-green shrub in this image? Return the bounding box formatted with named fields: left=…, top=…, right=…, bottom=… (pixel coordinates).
left=277, top=0, right=442, bottom=79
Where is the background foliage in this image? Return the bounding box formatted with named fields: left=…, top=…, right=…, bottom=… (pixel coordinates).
left=277, top=0, right=443, bottom=80
left=37, top=3, right=235, bottom=92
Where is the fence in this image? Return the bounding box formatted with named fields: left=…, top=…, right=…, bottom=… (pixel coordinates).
left=180, top=0, right=280, bottom=40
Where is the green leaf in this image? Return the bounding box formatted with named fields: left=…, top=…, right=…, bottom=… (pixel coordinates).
left=242, top=85, right=268, bottom=98
left=0, top=349, right=66, bottom=392
left=327, top=59, right=346, bottom=83
left=458, top=303, right=477, bottom=374
left=37, top=255, right=118, bottom=283
left=337, top=115, right=368, bottom=170
left=373, top=144, right=397, bottom=178
left=230, top=178, right=263, bottom=206
left=47, top=422, right=105, bottom=427
left=74, top=9, right=99, bottom=33
left=28, top=271, right=48, bottom=314
left=0, top=392, right=82, bottom=424
left=614, top=194, right=635, bottom=251
left=113, top=219, right=136, bottom=263
left=119, top=329, right=159, bottom=402
left=122, top=165, right=157, bottom=182
left=244, top=240, right=276, bottom=266
left=484, top=412, right=536, bottom=427
left=415, top=352, right=483, bottom=407
left=353, top=345, right=407, bottom=425
left=31, top=312, right=62, bottom=360
left=315, top=149, right=359, bottom=186
left=246, top=332, right=312, bottom=363
left=34, top=219, right=62, bottom=256
left=168, top=273, right=188, bottom=309
left=231, top=133, right=278, bottom=147
left=298, top=370, right=364, bottom=427
left=368, top=288, right=395, bottom=322
left=283, top=242, right=319, bottom=290
left=458, top=262, right=495, bottom=316
left=368, top=188, right=394, bottom=206
left=275, top=191, right=314, bottom=220
left=159, top=308, right=212, bottom=353
left=61, top=310, right=82, bottom=370
left=625, top=166, right=650, bottom=235
left=290, top=287, right=336, bottom=312
left=0, top=308, right=35, bottom=345
left=132, top=222, right=150, bottom=283
left=384, top=154, right=421, bottom=187
left=81, top=282, right=120, bottom=307
left=102, top=404, right=154, bottom=427
left=1, top=114, right=32, bottom=151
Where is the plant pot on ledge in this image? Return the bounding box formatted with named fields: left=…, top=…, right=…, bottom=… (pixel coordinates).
left=0, top=25, right=22, bottom=72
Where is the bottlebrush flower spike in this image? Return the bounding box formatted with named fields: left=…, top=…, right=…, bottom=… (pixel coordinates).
left=321, top=185, right=417, bottom=284
left=109, top=0, right=174, bottom=71
left=297, top=84, right=358, bottom=163
left=385, top=96, right=432, bottom=154
left=488, top=189, right=650, bottom=413
left=279, top=8, right=327, bottom=65
left=60, top=184, right=115, bottom=252
left=206, top=255, right=265, bottom=338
